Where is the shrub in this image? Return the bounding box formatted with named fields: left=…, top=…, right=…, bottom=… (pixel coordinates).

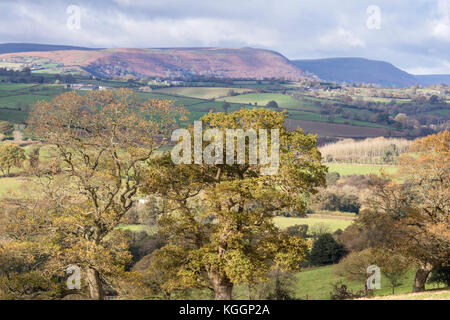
left=127, top=232, right=167, bottom=267
left=310, top=233, right=347, bottom=266
left=266, top=100, right=279, bottom=109
left=0, top=144, right=26, bottom=176
left=222, top=102, right=231, bottom=112
left=330, top=281, right=367, bottom=300
left=284, top=224, right=308, bottom=238
left=428, top=266, right=450, bottom=287
left=309, top=223, right=331, bottom=240
left=0, top=121, right=13, bottom=136
left=333, top=249, right=375, bottom=285
left=27, top=145, right=41, bottom=169
left=250, top=269, right=297, bottom=300
left=316, top=189, right=361, bottom=213
left=325, top=172, right=340, bottom=185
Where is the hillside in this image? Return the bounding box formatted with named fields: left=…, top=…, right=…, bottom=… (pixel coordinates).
left=414, top=74, right=450, bottom=86
left=0, top=47, right=305, bottom=80
left=0, top=43, right=99, bottom=54
left=292, top=57, right=418, bottom=87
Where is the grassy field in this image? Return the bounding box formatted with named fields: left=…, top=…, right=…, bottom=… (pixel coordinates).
left=360, top=289, right=450, bottom=300
left=0, top=81, right=411, bottom=136
left=0, top=83, right=67, bottom=122
left=153, top=87, right=252, bottom=99
left=232, top=264, right=443, bottom=300
left=116, top=224, right=156, bottom=235
left=0, top=177, right=26, bottom=196
left=273, top=216, right=353, bottom=233
left=219, top=92, right=311, bottom=109
left=292, top=265, right=441, bottom=300
left=327, top=163, right=398, bottom=176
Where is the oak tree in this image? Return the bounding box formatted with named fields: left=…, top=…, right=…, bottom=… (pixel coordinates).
left=142, top=108, right=327, bottom=299
left=3, top=89, right=185, bottom=299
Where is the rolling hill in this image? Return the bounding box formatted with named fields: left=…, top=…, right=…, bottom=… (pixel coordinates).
left=292, top=57, right=450, bottom=87
left=292, top=57, right=418, bottom=87
left=414, top=74, right=450, bottom=86
left=0, top=46, right=305, bottom=80
left=0, top=43, right=100, bottom=54
left=2, top=44, right=448, bottom=87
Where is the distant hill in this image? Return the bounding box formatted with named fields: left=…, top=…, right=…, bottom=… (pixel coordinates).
left=0, top=46, right=305, bottom=80
left=0, top=43, right=99, bottom=54
left=414, top=74, right=450, bottom=86
left=292, top=58, right=418, bottom=87
left=2, top=45, right=448, bottom=86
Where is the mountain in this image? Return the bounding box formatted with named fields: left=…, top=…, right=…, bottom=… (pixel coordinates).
left=414, top=74, right=450, bottom=86
left=0, top=46, right=305, bottom=80
left=292, top=57, right=418, bottom=87
left=0, top=43, right=100, bottom=54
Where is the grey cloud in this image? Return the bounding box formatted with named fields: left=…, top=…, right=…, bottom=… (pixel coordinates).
left=0, top=0, right=448, bottom=73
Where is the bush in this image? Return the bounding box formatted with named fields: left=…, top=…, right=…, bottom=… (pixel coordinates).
left=428, top=265, right=450, bottom=287
left=338, top=175, right=371, bottom=189
left=284, top=224, right=308, bottom=238
left=266, top=100, right=279, bottom=109
left=0, top=144, right=26, bottom=176
left=317, top=189, right=361, bottom=213
left=222, top=102, right=231, bottom=112
left=127, top=231, right=167, bottom=267
left=310, top=233, right=347, bottom=266
left=0, top=121, right=13, bottom=136
left=330, top=281, right=367, bottom=300
left=325, top=172, right=340, bottom=185
left=250, top=269, right=297, bottom=300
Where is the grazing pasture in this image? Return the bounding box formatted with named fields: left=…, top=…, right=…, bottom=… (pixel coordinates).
left=0, top=83, right=67, bottom=122
left=153, top=87, right=253, bottom=99
left=273, top=216, right=353, bottom=234
left=218, top=92, right=306, bottom=109
left=292, top=266, right=439, bottom=300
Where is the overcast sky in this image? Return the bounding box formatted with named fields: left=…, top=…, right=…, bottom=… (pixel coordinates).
left=0, top=0, right=449, bottom=74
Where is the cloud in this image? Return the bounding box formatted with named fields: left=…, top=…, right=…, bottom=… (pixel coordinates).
left=431, top=0, right=450, bottom=41
left=319, top=28, right=366, bottom=49
left=0, top=0, right=448, bottom=73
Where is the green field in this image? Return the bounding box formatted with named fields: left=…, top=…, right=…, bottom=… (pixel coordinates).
left=293, top=265, right=441, bottom=300
left=273, top=216, right=353, bottom=233
left=153, top=87, right=252, bottom=99
left=0, top=81, right=417, bottom=135
left=232, top=264, right=443, bottom=300
left=0, top=83, right=67, bottom=122
left=219, top=92, right=309, bottom=109
left=327, top=163, right=398, bottom=176
left=116, top=224, right=156, bottom=235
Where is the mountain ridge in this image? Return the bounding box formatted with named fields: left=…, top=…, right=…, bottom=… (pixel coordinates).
left=292, top=57, right=449, bottom=87
left=0, top=44, right=448, bottom=86
left=0, top=45, right=305, bottom=80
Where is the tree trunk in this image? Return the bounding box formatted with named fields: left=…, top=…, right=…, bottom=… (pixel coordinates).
left=412, top=265, right=433, bottom=293
left=214, top=281, right=233, bottom=300
left=87, top=267, right=105, bottom=300
left=210, top=273, right=233, bottom=300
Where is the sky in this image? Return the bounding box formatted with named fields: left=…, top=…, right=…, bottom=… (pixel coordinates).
left=0, top=0, right=449, bottom=74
